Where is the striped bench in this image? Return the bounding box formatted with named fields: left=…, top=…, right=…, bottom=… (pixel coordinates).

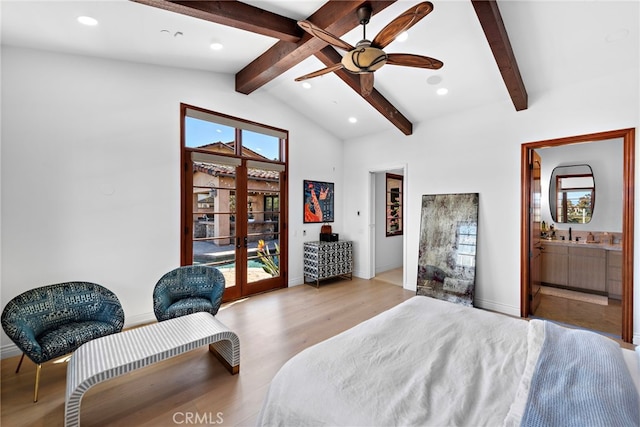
left=64, top=312, right=240, bottom=427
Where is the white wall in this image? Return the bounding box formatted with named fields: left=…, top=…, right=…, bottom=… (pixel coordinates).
left=343, top=67, right=640, bottom=342
left=0, top=46, right=344, bottom=355
left=374, top=171, right=403, bottom=274
left=2, top=45, right=639, bottom=353
left=538, top=139, right=623, bottom=233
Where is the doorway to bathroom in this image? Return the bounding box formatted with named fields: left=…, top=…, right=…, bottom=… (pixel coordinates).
left=520, top=128, right=635, bottom=343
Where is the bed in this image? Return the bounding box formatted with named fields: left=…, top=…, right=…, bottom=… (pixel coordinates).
left=257, top=296, right=640, bottom=426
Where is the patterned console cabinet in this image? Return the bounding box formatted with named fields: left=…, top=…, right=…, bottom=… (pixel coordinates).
left=303, top=241, right=353, bottom=287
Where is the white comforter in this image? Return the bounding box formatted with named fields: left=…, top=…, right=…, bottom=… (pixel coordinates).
left=257, top=296, right=531, bottom=426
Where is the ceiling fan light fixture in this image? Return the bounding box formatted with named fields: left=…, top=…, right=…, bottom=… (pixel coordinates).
left=295, top=1, right=442, bottom=94
left=341, top=42, right=387, bottom=73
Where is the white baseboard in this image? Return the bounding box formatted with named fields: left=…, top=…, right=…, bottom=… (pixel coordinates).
left=125, top=312, right=156, bottom=328
left=1, top=343, right=22, bottom=359
left=288, top=275, right=304, bottom=287
left=375, top=263, right=402, bottom=275
left=474, top=298, right=521, bottom=318
left=352, top=269, right=369, bottom=279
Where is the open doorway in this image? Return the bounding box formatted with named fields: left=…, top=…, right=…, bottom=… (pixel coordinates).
left=520, top=128, right=635, bottom=343
left=533, top=141, right=622, bottom=337
left=369, top=166, right=407, bottom=287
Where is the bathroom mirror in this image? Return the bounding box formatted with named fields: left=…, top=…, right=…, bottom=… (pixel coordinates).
left=549, top=164, right=595, bottom=223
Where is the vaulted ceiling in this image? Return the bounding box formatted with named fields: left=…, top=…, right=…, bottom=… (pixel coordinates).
left=2, top=1, right=637, bottom=140
left=131, top=0, right=526, bottom=136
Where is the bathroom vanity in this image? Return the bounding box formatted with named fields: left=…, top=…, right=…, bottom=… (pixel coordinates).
left=540, top=240, right=622, bottom=299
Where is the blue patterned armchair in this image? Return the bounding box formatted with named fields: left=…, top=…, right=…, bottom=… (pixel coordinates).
left=1, top=282, right=124, bottom=402
left=153, top=265, right=225, bottom=322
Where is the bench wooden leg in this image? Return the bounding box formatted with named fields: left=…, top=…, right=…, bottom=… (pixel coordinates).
left=209, top=340, right=239, bottom=375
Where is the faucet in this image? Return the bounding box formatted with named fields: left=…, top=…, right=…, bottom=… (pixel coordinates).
left=569, top=227, right=572, bottom=241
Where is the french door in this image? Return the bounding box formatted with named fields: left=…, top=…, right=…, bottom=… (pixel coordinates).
left=181, top=105, right=288, bottom=301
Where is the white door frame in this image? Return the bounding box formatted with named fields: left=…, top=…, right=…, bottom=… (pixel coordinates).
left=368, top=163, right=408, bottom=288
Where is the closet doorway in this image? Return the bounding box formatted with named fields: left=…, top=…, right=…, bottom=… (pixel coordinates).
left=520, top=128, right=635, bottom=343
left=369, top=166, right=407, bottom=287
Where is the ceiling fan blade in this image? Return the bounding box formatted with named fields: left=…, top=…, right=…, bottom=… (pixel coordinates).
left=295, top=63, right=344, bottom=81
left=298, top=20, right=354, bottom=51
left=372, top=2, right=434, bottom=49
left=360, top=73, right=374, bottom=97
left=386, top=53, right=443, bottom=69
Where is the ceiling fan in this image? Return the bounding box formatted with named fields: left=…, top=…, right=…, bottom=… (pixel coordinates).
left=295, top=1, right=443, bottom=97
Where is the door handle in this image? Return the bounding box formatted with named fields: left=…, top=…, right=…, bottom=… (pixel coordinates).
left=236, top=237, right=241, bottom=249
left=244, top=236, right=248, bottom=248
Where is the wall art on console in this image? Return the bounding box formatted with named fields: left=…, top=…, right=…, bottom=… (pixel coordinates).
left=303, top=180, right=334, bottom=223
left=416, top=193, right=479, bottom=306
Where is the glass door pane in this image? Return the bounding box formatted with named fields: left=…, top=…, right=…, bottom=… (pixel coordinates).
left=246, top=162, right=282, bottom=285
left=192, top=160, right=238, bottom=290
left=183, top=105, right=288, bottom=300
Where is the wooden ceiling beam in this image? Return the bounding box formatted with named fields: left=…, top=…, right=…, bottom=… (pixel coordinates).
left=471, top=0, right=528, bottom=111
left=315, top=47, right=413, bottom=136
left=133, top=0, right=410, bottom=133
left=130, top=0, right=302, bottom=43
left=236, top=1, right=397, bottom=95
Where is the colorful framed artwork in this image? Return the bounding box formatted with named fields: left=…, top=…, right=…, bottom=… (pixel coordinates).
left=386, top=173, right=403, bottom=237
left=303, top=180, right=334, bottom=223
left=416, top=193, right=479, bottom=307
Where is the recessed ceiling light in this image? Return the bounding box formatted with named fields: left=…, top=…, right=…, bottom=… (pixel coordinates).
left=210, top=42, right=224, bottom=50
left=395, top=31, right=409, bottom=42
left=348, top=117, right=358, bottom=124
left=77, top=16, right=98, bottom=26
left=606, top=28, right=629, bottom=43
left=437, top=88, right=448, bottom=96
left=302, top=82, right=312, bottom=89
left=427, top=75, right=442, bottom=85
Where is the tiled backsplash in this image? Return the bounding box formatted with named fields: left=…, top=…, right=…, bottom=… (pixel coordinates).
left=545, top=229, right=622, bottom=244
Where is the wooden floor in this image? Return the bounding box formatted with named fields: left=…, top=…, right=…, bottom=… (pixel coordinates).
left=533, top=293, right=623, bottom=338
left=1, top=277, right=414, bottom=427
left=374, top=267, right=403, bottom=287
